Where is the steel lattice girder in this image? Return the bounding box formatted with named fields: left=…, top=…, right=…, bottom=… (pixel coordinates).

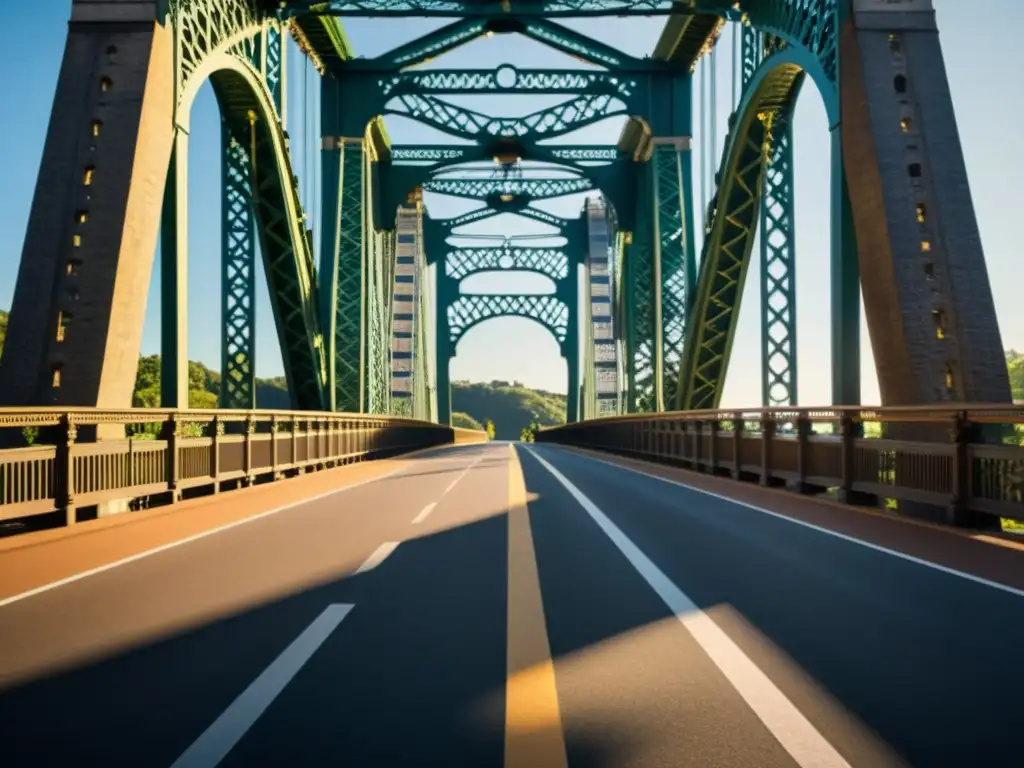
left=760, top=115, right=798, bottom=407
left=333, top=141, right=366, bottom=413
left=220, top=130, right=258, bottom=409
left=282, top=0, right=692, bottom=17
left=651, top=141, right=693, bottom=411
left=440, top=205, right=567, bottom=230
left=220, top=108, right=325, bottom=411
left=367, top=223, right=395, bottom=413
left=389, top=144, right=623, bottom=165
left=740, top=24, right=799, bottom=408
left=423, top=176, right=593, bottom=201
left=379, top=67, right=642, bottom=98
left=445, top=247, right=569, bottom=281
left=384, top=92, right=627, bottom=143
left=288, top=1, right=836, bottom=80
left=446, top=295, right=570, bottom=347
left=218, top=20, right=288, bottom=410
left=624, top=172, right=657, bottom=413
left=676, top=59, right=806, bottom=411
left=327, top=15, right=647, bottom=71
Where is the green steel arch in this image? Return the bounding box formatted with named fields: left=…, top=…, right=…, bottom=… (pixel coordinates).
left=170, top=1, right=327, bottom=410
left=675, top=50, right=814, bottom=411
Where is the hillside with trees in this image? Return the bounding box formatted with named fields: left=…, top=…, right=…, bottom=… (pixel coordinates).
left=128, top=357, right=564, bottom=438
left=451, top=379, right=566, bottom=440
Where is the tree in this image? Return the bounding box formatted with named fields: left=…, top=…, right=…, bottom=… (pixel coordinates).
left=520, top=419, right=540, bottom=443
left=451, top=411, right=484, bottom=430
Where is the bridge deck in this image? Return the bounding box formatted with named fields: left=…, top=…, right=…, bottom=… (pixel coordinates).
left=2, top=443, right=1023, bottom=766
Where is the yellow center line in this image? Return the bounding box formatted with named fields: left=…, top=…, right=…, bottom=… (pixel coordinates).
left=505, top=446, right=568, bottom=768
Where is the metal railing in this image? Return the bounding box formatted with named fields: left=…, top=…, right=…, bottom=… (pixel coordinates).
left=0, top=408, right=487, bottom=529
left=536, top=405, right=1024, bottom=526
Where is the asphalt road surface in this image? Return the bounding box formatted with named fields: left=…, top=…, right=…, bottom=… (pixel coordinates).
left=1, top=441, right=1022, bottom=767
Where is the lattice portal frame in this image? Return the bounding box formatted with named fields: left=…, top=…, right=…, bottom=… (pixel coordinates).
left=445, top=295, right=570, bottom=349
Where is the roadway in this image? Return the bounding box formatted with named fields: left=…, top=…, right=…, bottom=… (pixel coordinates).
left=1, top=441, right=1023, bottom=766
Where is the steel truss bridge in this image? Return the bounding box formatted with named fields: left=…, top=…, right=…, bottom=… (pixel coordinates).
left=7, top=5, right=1024, bottom=765
left=0, top=0, right=1017, bottom=527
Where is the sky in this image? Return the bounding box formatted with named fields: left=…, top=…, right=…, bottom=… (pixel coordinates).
left=0, top=0, right=1020, bottom=408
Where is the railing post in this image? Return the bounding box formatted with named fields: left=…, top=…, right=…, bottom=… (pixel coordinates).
left=317, top=418, right=325, bottom=466
left=163, top=413, right=180, bottom=503
left=686, top=419, right=697, bottom=467
left=795, top=412, right=811, bottom=493
left=760, top=413, right=774, bottom=486
left=291, top=418, right=299, bottom=472
left=838, top=412, right=856, bottom=503
left=211, top=415, right=222, bottom=493
left=55, top=414, right=77, bottom=526
left=950, top=410, right=969, bottom=518
left=243, top=414, right=255, bottom=485
left=732, top=416, right=743, bottom=479
left=708, top=419, right=719, bottom=475
left=270, top=415, right=279, bottom=478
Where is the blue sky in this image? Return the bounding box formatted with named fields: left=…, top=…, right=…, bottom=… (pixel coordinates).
left=0, top=0, right=1020, bottom=407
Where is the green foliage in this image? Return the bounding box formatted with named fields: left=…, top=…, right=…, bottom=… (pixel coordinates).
left=132, top=354, right=290, bottom=410
left=0, top=309, right=7, bottom=358
left=452, top=379, right=565, bottom=440
left=1008, top=350, right=1024, bottom=401
left=452, top=411, right=484, bottom=430
left=520, top=419, right=540, bottom=443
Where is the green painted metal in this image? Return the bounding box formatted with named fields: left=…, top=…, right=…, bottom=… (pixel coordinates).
left=285, top=0, right=693, bottom=18
left=383, top=92, right=629, bottom=143
left=676, top=57, right=806, bottom=410
left=441, top=205, right=567, bottom=231
left=335, top=139, right=366, bottom=413
left=759, top=114, right=799, bottom=407
left=651, top=140, right=694, bottom=410
left=445, top=246, right=568, bottom=282
left=623, top=166, right=657, bottom=412
left=379, top=67, right=644, bottom=97
left=162, top=1, right=326, bottom=411
left=218, top=20, right=286, bottom=410
left=445, top=295, right=570, bottom=348
left=219, top=131, right=258, bottom=409
left=424, top=176, right=594, bottom=202
left=675, top=2, right=847, bottom=410
left=742, top=26, right=800, bottom=407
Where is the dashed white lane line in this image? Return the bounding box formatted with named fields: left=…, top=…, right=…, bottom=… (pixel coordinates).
left=354, top=541, right=401, bottom=574
left=523, top=446, right=852, bottom=768
left=413, top=453, right=489, bottom=525
left=411, top=503, right=437, bottom=525
left=442, top=454, right=486, bottom=495
left=170, top=603, right=355, bottom=768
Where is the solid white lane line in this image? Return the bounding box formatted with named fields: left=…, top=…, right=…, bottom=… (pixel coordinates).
left=524, top=447, right=851, bottom=768
left=354, top=542, right=400, bottom=574
left=542, top=445, right=1024, bottom=600
left=442, top=454, right=486, bottom=495
left=412, top=503, right=437, bottom=525
left=170, top=603, right=354, bottom=768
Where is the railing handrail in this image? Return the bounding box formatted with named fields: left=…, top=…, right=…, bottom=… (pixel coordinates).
left=0, top=407, right=458, bottom=429
left=542, top=402, right=1024, bottom=430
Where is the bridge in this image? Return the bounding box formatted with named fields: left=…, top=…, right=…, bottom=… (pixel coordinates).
left=2, top=0, right=1024, bottom=765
